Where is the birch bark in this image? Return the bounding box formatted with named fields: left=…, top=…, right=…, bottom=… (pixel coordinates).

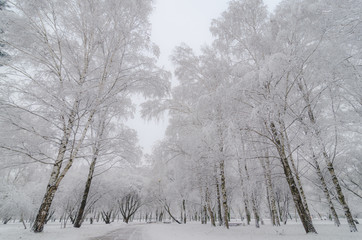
left=298, top=79, right=356, bottom=232
left=269, top=122, right=317, bottom=234
left=260, top=154, right=280, bottom=226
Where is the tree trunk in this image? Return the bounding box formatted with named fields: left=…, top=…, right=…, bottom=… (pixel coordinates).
left=73, top=152, right=98, bottom=228
left=325, top=155, right=357, bottom=232
left=206, top=187, right=216, bottom=227
left=275, top=191, right=283, bottom=223
left=32, top=167, right=61, bottom=232
left=219, top=159, right=229, bottom=229
left=236, top=157, right=251, bottom=225
left=311, top=150, right=340, bottom=226
left=261, top=155, right=280, bottom=226
left=265, top=181, right=274, bottom=223
left=251, top=193, right=260, bottom=228
left=163, top=203, right=181, bottom=224
left=203, top=205, right=208, bottom=224
left=244, top=199, right=251, bottom=225
left=180, top=203, right=184, bottom=223
left=215, top=166, right=223, bottom=226
left=74, top=118, right=105, bottom=228
left=101, top=210, right=112, bottom=224
left=32, top=123, right=72, bottom=232
left=244, top=159, right=260, bottom=228
left=182, top=199, right=187, bottom=224
left=216, top=110, right=229, bottom=229
left=283, top=126, right=312, bottom=221
left=298, top=78, right=356, bottom=232
left=270, top=122, right=317, bottom=234
left=20, top=214, right=27, bottom=229
left=33, top=104, right=96, bottom=232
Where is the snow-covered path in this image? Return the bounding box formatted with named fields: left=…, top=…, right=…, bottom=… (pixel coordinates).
left=2, top=220, right=362, bottom=240
left=0, top=222, right=143, bottom=240
left=89, top=224, right=144, bottom=240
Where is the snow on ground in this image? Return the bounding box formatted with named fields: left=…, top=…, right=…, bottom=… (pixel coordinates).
left=143, top=220, right=362, bottom=240
left=1, top=220, right=362, bottom=240
left=0, top=221, right=125, bottom=240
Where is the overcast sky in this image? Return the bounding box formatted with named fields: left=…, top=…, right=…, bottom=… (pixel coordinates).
left=128, top=0, right=281, bottom=155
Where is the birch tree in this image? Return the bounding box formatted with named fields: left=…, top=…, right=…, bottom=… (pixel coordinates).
left=1, top=0, right=169, bottom=232
left=271, top=0, right=361, bottom=231
left=73, top=111, right=141, bottom=227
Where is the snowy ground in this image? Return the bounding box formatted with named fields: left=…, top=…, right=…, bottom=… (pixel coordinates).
left=0, top=220, right=361, bottom=240
left=144, top=220, right=362, bottom=240
left=0, top=221, right=126, bottom=240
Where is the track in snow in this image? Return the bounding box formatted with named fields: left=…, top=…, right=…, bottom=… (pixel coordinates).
left=90, top=224, right=144, bottom=240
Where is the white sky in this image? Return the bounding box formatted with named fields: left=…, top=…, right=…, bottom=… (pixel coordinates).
left=127, top=0, right=281, bottom=155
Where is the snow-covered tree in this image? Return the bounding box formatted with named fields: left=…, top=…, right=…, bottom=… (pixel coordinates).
left=147, top=0, right=361, bottom=234
left=1, top=0, right=169, bottom=232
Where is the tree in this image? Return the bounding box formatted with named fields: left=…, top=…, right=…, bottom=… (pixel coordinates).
left=73, top=112, right=141, bottom=228
left=119, top=191, right=141, bottom=223
left=270, top=0, right=360, bottom=231
left=73, top=117, right=106, bottom=228
left=151, top=0, right=360, bottom=234
left=210, top=0, right=317, bottom=232
left=1, top=0, right=169, bottom=232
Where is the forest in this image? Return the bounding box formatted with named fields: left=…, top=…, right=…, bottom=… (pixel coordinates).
left=0, top=0, right=361, bottom=238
